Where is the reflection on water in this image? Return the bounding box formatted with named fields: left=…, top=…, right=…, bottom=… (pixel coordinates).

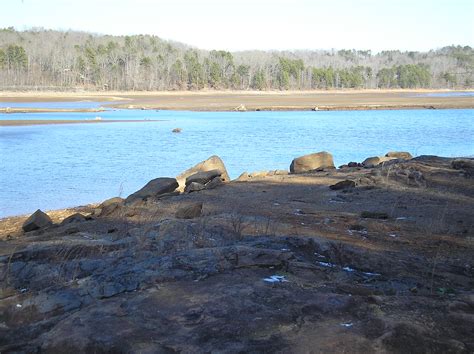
left=1, top=108, right=473, bottom=217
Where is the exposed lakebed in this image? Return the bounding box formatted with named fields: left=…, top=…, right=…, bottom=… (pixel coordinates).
left=1, top=107, right=473, bottom=217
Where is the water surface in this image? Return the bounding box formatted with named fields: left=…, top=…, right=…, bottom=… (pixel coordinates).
left=1, top=108, right=473, bottom=217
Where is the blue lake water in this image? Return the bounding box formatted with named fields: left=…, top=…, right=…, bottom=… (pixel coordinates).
left=1, top=108, right=473, bottom=218
left=0, top=101, right=108, bottom=109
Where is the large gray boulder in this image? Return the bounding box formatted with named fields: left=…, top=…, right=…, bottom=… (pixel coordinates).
left=176, top=156, right=230, bottom=192
left=125, top=177, right=178, bottom=204
left=385, top=151, right=413, bottom=160
left=22, top=209, right=53, bottom=232
left=290, top=151, right=335, bottom=173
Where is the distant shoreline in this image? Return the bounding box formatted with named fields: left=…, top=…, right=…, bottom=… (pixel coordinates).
left=0, top=89, right=473, bottom=115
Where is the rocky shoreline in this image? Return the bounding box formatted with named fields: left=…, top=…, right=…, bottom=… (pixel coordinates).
left=1, top=152, right=473, bottom=353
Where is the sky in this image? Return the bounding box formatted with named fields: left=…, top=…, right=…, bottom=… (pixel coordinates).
left=1, top=0, right=473, bottom=52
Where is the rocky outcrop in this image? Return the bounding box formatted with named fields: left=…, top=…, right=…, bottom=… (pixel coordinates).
left=22, top=209, right=53, bottom=232
left=125, top=177, right=178, bottom=204
left=386, top=151, right=413, bottom=160
left=290, top=151, right=335, bottom=173
left=176, top=202, right=203, bottom=219
left=98, top=197, right=124, bottom=216
left=176, top=155, right=230, bottom=192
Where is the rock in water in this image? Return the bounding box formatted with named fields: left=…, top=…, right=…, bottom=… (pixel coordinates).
left=172, top=128, right=182, bottom=133
left=125, top=178, right=178, bottom=204
left=186, top=170, right=222, bottom=186
left=22, top=209, right=53, bottom=232
left=176, top=155, right=230, bottom=192
left=176, top=202, right=203, bottom=219
left=290, top=151, right=335, bottom=173
left=330, top=180, right=356, bottom=190
left=385, top=151, right=413, bottom=160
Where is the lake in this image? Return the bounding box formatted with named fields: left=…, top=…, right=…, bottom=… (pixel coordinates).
left=1, top=107, right=473, bottom=218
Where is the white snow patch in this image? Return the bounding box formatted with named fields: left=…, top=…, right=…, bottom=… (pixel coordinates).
left=263, top=275, right=289, bottom=283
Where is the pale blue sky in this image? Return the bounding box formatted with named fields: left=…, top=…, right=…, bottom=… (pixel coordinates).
left=1, top=0, right=473, bottom=52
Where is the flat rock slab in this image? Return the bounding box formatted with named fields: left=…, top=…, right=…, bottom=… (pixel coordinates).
left=330, top=180, right=356, bottom=190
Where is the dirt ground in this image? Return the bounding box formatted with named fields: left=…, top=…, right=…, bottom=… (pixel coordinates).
left=0, top=155, right=473, bottom=353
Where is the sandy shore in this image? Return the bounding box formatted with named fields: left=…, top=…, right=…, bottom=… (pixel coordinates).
left=0, top=89, right=472, bottom=112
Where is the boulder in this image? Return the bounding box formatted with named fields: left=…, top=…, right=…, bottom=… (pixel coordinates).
left=125, top=178, right=178, bottom=204
left=176, top=202, right=203, bottom=219
left=205, top=176, right=224, bottom=189
left=290, top=151, right=335, bottom=173
left=386, top=151, right=413, bottom=160
left=362, top=156, right=396, bottom=168
left=185, top=182, right=205, bottom=193
left=60, top=213, right=87, bottom=225
left=330, top=180, right=356, bottom=190
left=186, top=169, right=222, bottom=186
left=172, top=128, right=182, bottom=133
left=22, top=209, right=53, bottom=232
left=99, top=197, right=124, bottom=216
left=348, top=162, right=362, bottom=168
left=176, top=156, right=230, bottom=192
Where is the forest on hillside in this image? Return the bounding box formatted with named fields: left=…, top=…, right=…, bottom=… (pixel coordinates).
left=0, top=28, right=473, bottom=91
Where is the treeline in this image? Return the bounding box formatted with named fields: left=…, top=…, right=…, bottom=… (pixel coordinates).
left=0, top=27, right=473, bottom=91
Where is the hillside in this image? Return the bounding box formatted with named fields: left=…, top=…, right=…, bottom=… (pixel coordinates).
left=0, top=27, right=473, bottom=91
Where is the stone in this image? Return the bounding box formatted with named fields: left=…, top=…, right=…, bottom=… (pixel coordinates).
left=205, top=176, right=224, bottom=189
left=329, top=180, right=356, bottom=190
left=176, top=202, right=203, bottom=219
left=22, top=209, right=53, bottom=232
left=185, top=182, right=205, bottom=193
left=348, top=162, right=362, bottom=167
left=172, top=128, right=182, bottom=133
left=385, top=151, right=413, bottom=160
left=176, top=156, right=230, bottom=192
left=362, top=156, right=396, bottom=168
left=125, top=178, right=178, bottom=204
left=290, top=151, right=335, bottom=173
left=60, top=213, right=87, bottom=225
left=99, top=197, right=124, bottom=216
left=186, top=169, right=222, bottom=186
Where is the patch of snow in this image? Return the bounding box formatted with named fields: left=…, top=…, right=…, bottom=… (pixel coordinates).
left=362, top=271, right=381, bottom=276
left=343, top=266, right=355, bottom=272
left=318, top=261, right=336, bottom=268
left=340, top=322, right=353, bottom=328
left=16, top=304, right=22, bottom=308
